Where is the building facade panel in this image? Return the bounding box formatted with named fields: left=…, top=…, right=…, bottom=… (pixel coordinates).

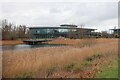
left=29, top=26, right=96, bottom=39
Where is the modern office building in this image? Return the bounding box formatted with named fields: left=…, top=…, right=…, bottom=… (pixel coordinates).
left=110, top=29, right=120, bottom=38
left=29, top=24, right=96, bottom=39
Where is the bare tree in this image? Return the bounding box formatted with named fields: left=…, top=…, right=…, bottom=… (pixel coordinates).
left=101, top=31, right=108, bottom=38
left=18, top=25, right=26, bottom=39
left=2, top=19, right=27, bottom=40
left=79, top=24, right=85, bottom=39
left=2, top=19, right=12, bottom=40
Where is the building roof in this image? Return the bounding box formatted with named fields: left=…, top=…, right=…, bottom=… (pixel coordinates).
left=110, top=29, right=120, bottom=30
left=60, top=24, right=77, bottom=27
left=28, top=27, right=97, bottom=30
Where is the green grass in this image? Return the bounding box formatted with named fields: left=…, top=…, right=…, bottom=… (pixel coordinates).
left=95, top=60, right=118, bottom=78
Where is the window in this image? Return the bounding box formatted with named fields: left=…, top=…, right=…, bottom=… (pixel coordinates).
left=36, top=30, right=40, bottom=33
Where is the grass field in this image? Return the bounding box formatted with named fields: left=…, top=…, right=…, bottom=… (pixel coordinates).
left=95, top=60, right=118, bottom=78
left=2, top=38, right=118, bottom=78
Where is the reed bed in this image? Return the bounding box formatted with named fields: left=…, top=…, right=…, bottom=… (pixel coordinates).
left=2, top=38, right=118, bottom=78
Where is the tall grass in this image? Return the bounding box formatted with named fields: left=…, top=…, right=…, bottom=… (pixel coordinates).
left=2, top=38, right=118, bottom=78
left=0, top=49, right=2, bottom=78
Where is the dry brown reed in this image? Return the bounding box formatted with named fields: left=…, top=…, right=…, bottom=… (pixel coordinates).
left=2, top=38, right=118, bottom=78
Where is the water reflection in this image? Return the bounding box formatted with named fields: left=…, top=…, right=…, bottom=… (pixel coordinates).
left=1, top=44, right=66, bottom=51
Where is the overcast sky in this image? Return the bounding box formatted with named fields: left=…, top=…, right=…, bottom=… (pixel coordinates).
left=1, top=0, right=119, bottom=31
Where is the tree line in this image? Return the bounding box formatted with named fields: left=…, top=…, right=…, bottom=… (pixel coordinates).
left=1, top=19, right=30, bottom=40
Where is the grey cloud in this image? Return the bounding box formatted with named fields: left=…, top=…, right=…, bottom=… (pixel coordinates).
left=1, top=2, right=118, bottom=31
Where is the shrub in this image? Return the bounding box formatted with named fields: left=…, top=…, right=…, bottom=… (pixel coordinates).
left=65, top=62, right=76, bottom=72
left=81, top=61, right=91, bottom=67
left=71, top=64, right=81, bottom=72
left=85, top=53, right=103, bottom=62
left=46, top=66, right=56, bottom=77
left=65, top=61, right=91, bottom=73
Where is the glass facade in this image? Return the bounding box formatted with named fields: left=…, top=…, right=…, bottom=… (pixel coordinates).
left=29, top=27, right=95, bottom=39
left=30, top=28, right=72, bottom=39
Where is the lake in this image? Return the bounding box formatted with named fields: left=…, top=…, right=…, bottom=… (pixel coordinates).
left=1, top=44, right=67, bottom=51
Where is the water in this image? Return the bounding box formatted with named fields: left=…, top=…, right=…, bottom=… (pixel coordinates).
left=1, top=44, right=67, bottom=51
